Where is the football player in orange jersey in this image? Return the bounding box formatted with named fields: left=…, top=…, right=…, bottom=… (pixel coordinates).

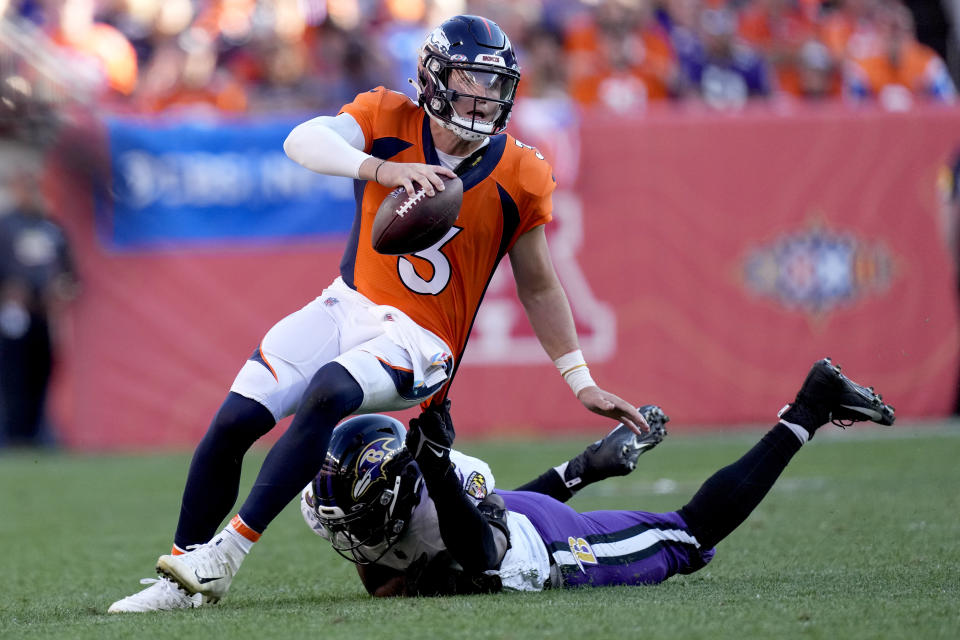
left=109, top=15, right=648, bottom=613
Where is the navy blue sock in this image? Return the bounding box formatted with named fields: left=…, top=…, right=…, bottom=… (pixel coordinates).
left=237, top=362, right=363, bottom=534
left=678, top=423, right=803, bottom=549
left=514, top=469, right=573, bottom=502
left=174, top=393, right=275, bottom=549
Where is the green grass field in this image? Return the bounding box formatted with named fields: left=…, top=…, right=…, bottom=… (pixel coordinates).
left=2, top=423, right=959, bottom=639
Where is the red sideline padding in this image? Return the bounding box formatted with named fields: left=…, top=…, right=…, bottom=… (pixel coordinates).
left=46, top=105, right=960, bottom=449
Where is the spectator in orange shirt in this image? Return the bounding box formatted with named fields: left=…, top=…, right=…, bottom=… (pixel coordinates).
left=739, top=0, right=817, bottom=58
left=820, top=0, right=885, bottom=60
left=565, top=0, right=679, bottom=111
left=844, top=1, right=956, bottom=108
left=737, top=0, right=828, bottom=97
left=138, top=32, right=247, bottom=114
left=793, top=39, right=843, bottom=99
left=51, top=0, right=138, bottom=98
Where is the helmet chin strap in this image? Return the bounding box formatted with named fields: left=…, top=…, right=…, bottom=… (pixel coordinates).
left=408, top=77, right=421, bottom=99
left=438, top=117, right=488, bottom=142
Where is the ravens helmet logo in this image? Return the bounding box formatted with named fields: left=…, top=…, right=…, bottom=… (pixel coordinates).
left=351, top=437, right=401, bottom=500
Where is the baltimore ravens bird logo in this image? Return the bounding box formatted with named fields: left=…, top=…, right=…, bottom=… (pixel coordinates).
left=351, top=437, right=400, bottom=500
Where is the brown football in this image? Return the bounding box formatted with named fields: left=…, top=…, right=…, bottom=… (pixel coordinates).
left=371, top=175, right=463, bottom=255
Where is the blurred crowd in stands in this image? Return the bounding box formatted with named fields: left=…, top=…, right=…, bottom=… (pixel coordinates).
left=0, top=0, right=957, bottom=128
left=1, top=0, right=958, bottom=448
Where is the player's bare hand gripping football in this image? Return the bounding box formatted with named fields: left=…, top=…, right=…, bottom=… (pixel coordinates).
left=509, top=226, right=650, bottom=435
left=359, top=157, right=456, bottom=198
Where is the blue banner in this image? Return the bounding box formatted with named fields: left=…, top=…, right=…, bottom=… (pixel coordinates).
left=97, top=116, right=357, bottom=250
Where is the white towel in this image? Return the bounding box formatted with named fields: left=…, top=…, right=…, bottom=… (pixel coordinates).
left=371, top=304, right=451, bottom=389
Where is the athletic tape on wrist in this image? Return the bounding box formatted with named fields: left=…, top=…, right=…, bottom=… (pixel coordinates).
left=554, top=349, right=597, bottom=397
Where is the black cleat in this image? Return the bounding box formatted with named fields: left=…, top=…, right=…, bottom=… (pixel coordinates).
left=781, top=358, right=895, bottom=433
left=575, top=404, right=669, bottom=480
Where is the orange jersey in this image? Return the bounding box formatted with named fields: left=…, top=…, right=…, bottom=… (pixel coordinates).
left=565, top=19, right=677, bottom=104
left=845, top=42, right=957, bottom=102
left=339, top=87, right=555, bottom=363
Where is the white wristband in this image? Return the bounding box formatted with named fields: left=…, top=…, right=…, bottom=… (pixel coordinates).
left=554, top=349, right=597, bottom=397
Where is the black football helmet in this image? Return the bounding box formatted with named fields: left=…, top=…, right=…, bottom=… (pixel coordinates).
left=311, top=414, right=423, bottom=564
left=415, top=15, right=521, bottom=142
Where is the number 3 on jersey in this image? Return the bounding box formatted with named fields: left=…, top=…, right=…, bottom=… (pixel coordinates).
left=397, top=226, right=462, bottom=295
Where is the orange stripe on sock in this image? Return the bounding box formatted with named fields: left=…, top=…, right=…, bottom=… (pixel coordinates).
left=230, top=515, right=262, bottom=542
left=171, top=545, right=186, bottom=556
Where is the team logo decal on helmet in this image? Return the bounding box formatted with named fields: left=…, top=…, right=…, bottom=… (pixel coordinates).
left=415, top=15, right=521, bottom=142
left=427, top=25, right=451, bottom=53
left=351, top=437, right=401, bottom=500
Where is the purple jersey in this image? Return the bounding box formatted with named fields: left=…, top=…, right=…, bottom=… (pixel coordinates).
left=498, top=490, right=715, bottom=588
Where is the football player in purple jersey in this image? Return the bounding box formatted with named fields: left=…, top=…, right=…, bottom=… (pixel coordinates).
left=299, top=404, right=668, bottom=597
left=348, top=358, right=893, bottom=595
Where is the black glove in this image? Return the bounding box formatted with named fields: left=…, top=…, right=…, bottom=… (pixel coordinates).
left=377, top=447, right=422, bottom=537
left=380, top=445, right=415, bottom=480
left=406, top=399, right=456, bottom=477
left=403, top=551, right=459, bottom=597
left=404, top=551, right=503, bottom=597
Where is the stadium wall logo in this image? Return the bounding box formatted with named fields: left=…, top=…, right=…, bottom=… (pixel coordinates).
left=741, top=222, right=897, bottom=316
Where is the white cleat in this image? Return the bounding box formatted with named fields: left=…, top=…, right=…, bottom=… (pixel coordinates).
left=107, top=577, right=202, bottom=613
left=156, top=535, right=244, bottom=604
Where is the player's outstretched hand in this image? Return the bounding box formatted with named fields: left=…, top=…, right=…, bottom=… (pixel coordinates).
left=577, top=386, right=650, bottom=435
left=376, top=161, right=457, bottom=198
